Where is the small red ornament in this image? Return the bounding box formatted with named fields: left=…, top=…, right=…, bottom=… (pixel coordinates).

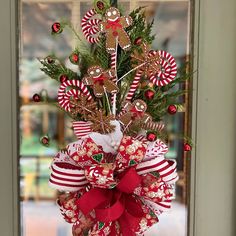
left=97, top=1, right=105, bottom=10
left=52, top=22, right=62, bottom=34
left=184, top=143, right=192, bottom=152
left=147, top=132, right=157, bottom=142
left=69, top=53, right=79, bottom=64
left=60, top=74, right=68, bottom=83
left=168, top=105, right=177, bottom=115
left=32, top=93, right=41, bottom=102
left=46, top=56, right=55, bottom=64
left=134, top=37, right=142, bottom=45
left=144, top=89, right=155, bottom=100
left=40, top=135, right=50, bottom=146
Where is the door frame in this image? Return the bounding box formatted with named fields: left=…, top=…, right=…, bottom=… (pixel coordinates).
left=1, top=0, right=236, bottom=235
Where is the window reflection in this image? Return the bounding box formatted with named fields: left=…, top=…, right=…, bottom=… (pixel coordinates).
left=20, top=1, right=191, bottom=236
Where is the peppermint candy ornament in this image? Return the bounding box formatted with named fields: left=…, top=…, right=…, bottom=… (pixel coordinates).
left=149, top=50, right=177, bottom=86
left=58, top=79, right=93, bottom=112
left=81, top=9, right=101, bottom=44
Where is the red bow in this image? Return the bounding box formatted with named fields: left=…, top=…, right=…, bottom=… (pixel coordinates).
left=106, top=19, right=122, bottom=31
left=76, top=168, right=145, bottom=236
left=93, top=75, right=107, bottom=85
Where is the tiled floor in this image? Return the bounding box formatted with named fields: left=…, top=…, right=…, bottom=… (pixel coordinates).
left=21, top=201, right=187, bottom=236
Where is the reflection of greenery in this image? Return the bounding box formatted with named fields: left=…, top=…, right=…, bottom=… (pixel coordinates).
left=20, top=135, right=58, bottom=156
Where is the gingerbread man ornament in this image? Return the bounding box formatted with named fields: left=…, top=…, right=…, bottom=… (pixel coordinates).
left=82, top=66, right=119, bottom=97
left=99, top=7, right=133, bottom=54
left=119, top=99, right=152, bottom=127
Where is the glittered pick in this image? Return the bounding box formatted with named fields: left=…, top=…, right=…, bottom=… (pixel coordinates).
left=70, top=96, right=98, bottom=120
left=132, top=43, right=161, bottom=77
left=88, top=110, right=115, bottom=134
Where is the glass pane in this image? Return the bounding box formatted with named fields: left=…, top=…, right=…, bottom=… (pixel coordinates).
left=19, top=1, right=191, bottom=236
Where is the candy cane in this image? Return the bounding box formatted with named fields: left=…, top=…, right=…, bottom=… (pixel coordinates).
left=81, top=9, right=101, bottom=44
left=149, top=50, right=177, bottom=86
left=125, top=69, right=143, bottom=101
left=143, top=121, right=165, bottom=132
left=111, top=40, right=118, bottom=115
left=58, top=80, right=92, bottom=112
left=62, top=89, right=81, bottom=111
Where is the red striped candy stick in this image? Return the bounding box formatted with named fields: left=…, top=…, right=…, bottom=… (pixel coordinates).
left=58, top=79, right=92, bottom=112
left=149, top=50, right=177, bottom=86
left=125, top=69, right=143, bottom=101
left=143, top=121, right=165, bottom=132
left=81, top=9, right=101, bottom=44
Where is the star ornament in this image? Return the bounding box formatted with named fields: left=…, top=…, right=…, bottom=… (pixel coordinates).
left=132, top=43, right=161, bottom=77
left=70, top=96, right=98, bottom=120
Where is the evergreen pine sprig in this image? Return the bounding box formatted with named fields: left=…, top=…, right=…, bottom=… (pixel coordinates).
left=40, top=57, right=78, bottom=81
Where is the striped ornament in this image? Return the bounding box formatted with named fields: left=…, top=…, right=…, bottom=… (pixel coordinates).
left=49, top=162, right=88, bottom=192
left=58, top=79, right=92, bottom=112
left=149, top=50, right=177, bottom=86
left=81, top=9, right=101, bottom=44
left=72, top=121, right=92, bottom=139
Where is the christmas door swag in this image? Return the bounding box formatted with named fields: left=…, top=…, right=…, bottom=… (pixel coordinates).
left=37, top=1, right=189, bottom=235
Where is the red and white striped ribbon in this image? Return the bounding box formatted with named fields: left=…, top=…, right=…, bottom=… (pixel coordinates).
left=49, top=162, right=88, bottom=192
left=136, top=156, right=178, bottom=183
left=143, top=198, right=172, bottom=216
left=72, top=121, right=92, bottom=139
left=81, top=9, right=101, bottom=44
left=149, top=50, right=177, bottom=86
left=58, top=79, right=92, bottom=112
left=125, top=69, right=143, bottom=101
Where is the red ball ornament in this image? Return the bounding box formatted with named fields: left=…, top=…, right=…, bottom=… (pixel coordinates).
left=97, top=1, right=105, bottom=10
left=60, top=74, right=68, bottom=83
left=168, top=105, right=177, bottom=115
left=51, top=22, right=62, bottom=34
left=184, top=143, right=192, bottom=152
left=134, top=37, right=142, bottom=45
left=46, top=56, right=55, bottom=64
left=40, top=136, right=50, bottom=146
left=144, top=89, right=155, bottom=100
left=147, top=132, right=157, bottom=142
left=71, top=53, right=79, bottom=63
left=32, top=93, right=41, bottom=102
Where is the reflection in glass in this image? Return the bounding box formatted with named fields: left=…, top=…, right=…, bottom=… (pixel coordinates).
left=19, top=1, right=191, bottom=236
